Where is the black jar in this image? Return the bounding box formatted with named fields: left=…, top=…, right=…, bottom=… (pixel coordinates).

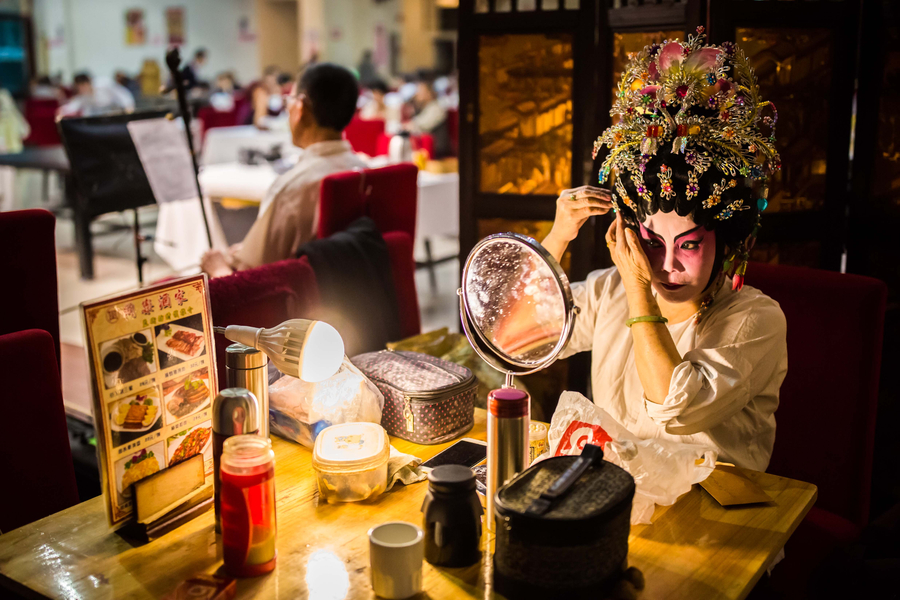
left=421, top=465, right=484, bottom=567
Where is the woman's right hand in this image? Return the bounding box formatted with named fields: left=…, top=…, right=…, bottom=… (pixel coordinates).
left=542, top=186, right=613, bottom=261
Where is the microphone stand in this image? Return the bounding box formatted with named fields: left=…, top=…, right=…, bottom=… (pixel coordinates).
left=164, top=47, right=213, bottom=248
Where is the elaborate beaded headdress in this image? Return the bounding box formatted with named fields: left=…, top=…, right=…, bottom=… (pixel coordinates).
left=593, top=28, right=781, bottom=290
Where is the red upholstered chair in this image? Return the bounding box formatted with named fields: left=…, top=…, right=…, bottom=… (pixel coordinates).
left=343, top=117, right=385, bottom=157
left=375, top=133, right=391, bottom=157
left=318, top=163, right=418, bottom=242
left=209, top=257, right=320, bottom=391
left=318, top=164, right=421, bottom=339
left=383, top=231, right=421, bottom=340
left=748, top=262, right=888, bottom=595
left=0, top=209, right=61, bottom=368
left=198, top=104, right=240, bottom=143
left=374, top=132, right=435, bottom=159
left=0, top=329, right=79, bottom=532
left=23, top=98, right=61, bottom=146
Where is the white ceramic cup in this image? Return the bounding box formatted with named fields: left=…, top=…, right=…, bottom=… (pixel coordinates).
left=368, top=521, right=424, bottom=599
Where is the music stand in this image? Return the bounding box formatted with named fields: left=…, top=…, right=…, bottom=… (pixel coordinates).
left=58, top=111, right=168, bottom=284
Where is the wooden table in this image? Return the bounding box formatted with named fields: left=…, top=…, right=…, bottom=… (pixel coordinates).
left=0, top=410, right=816, bottom=599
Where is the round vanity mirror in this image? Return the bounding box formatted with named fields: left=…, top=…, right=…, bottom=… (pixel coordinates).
left=459, top=233, right=578, bottom=378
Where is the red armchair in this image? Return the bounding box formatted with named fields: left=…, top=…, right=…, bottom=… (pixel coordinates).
left=0, top=329, right=79, bottom=532
left=198, top=104, right=240, bottom=143
left=748, top=262, right=888, bottom=595
left=209, top=257, right=320, bottom=392
left=23, top=98, right=61, bottom=147
left=0, top=209, right=61, bottom=368
left=343, top=117, right=385, bottom=157
left=318, top=164, right=421, bottom=339
left=374, top=133, right=435, bottom=159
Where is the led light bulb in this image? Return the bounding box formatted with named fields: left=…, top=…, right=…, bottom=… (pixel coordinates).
left=216, top=319, right=345, bottom=382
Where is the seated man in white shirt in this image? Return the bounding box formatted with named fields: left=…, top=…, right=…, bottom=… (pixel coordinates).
left=201, top=63, right=366, bottom=278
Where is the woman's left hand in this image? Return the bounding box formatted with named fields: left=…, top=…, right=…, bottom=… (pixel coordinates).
left=606, top=212, right=653, bottom=297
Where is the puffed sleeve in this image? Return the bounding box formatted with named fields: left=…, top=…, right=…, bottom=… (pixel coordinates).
left=559, top=267, right=618, bottom=358
left=644, top=296, right=787, bottom=435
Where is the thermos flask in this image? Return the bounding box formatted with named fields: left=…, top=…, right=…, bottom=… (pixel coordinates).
left=225, top=343, right=269, bottom=437
left=486, top=387, right=530, bottom=531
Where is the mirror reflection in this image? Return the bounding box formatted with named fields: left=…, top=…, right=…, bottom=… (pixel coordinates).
left=464, top=238, right=566, bottom=366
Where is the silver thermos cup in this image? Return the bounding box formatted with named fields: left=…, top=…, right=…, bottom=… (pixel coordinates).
left=212, top=387, right=260, bottom=531
left=486, top=387, right=530, bottom=531
left=225, top=343, right=269, bottom=437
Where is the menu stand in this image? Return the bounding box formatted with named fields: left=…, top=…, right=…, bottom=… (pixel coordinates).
left=124, top=455, right=213, bottom=542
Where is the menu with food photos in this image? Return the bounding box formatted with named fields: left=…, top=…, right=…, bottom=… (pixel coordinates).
left=82, top=274, right=217, bottom=527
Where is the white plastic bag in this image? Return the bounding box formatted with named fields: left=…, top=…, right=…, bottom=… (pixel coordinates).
left=548, top=391, right=717, bottom=524
left=269, top=358, right=384, bottom=448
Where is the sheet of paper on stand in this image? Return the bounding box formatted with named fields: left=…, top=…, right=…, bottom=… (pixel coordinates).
left=548, top=391, right=717, bottom=524
left=127, top=118, right=197, bottom=204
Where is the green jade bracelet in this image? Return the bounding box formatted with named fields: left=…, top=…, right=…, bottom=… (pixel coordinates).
left=625, top=315, right=669, bottom=328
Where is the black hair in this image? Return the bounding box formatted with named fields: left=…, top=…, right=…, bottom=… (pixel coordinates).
left=297, top=63, right=359, bottom=132
left=194, top=48, right=207, bottom=60
left=616, top=145, right=759, bottom=288
left=73, top=72, right=91, bottom=86
left=368, top=79, right=389, bottom=95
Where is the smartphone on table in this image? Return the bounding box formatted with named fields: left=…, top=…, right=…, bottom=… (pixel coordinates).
left=421, top=438, right=487, bottom=472
left=421, top=438, right=488, bottom=496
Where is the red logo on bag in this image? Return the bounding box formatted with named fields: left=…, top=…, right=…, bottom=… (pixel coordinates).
left=556, top=420, right=612, bottom=456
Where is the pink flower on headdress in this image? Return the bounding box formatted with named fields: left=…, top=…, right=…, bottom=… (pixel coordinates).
left=657, top=43, right=722, bottom=76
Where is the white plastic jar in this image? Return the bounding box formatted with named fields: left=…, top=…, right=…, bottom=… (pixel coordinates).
left=312, top=422, right=390, bottom=502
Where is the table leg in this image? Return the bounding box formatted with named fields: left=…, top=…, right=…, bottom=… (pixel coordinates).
left=69, top=176, right=94, bottom=280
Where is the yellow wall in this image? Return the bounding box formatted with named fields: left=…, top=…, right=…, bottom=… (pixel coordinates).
left=401, top=0, right=436, bottom=73
left=256, top=0, right=300, bottom=75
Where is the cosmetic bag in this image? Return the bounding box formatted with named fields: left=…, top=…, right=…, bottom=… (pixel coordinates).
left=351, top=350, right=476, bottom=444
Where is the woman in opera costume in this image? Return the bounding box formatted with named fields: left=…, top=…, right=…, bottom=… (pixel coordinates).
left=542, top=29, right=786, bottom=471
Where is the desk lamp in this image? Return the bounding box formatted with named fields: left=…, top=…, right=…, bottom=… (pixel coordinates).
left=214, top=319, right=344, bottom=383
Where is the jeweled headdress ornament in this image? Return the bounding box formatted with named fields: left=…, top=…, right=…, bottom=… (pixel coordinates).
left=594, top=28, right=781, bottom=290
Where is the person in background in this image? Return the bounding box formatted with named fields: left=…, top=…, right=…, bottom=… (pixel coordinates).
left=59, top=72, right=135, bottom=117
left=114, top=71, right=141, bottom=101
left=357, top=50, right=378, bottom=88
left=405, top=74, right=451, bottom=158
left=277, top=71, right=295, bottom=94
left=359, top=79, right=389, bottom=121
left=249, top=66, right=286, bottom=129
left=201, top=63, right=366, bottom=278
left=182, top=48, right=208, bottom=90
left=213, top=72, right=239, bottom=94
left=0, top=87, right=30, bottom=210
left=208, top=72, right=238, bottom=112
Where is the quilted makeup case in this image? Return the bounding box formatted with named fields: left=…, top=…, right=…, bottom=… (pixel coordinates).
left=351, top=350, right=476, bottom=444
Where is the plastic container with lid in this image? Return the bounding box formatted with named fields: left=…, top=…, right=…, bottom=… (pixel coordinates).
left=312, top=422, right=390, bottom=503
